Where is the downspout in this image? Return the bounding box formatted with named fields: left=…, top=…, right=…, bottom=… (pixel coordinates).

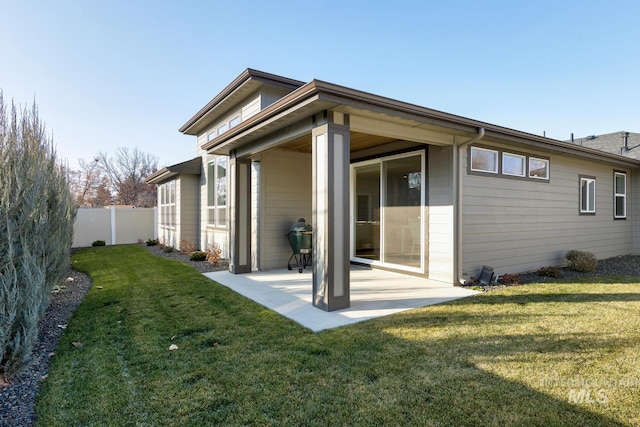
left=453, top=127, right=485, bottom=284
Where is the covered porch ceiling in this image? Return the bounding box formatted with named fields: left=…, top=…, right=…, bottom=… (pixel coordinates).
left=276, top=131, right=420, bottom=154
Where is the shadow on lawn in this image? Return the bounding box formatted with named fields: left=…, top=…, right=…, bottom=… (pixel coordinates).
left=358, top=316, right=634, bottom=425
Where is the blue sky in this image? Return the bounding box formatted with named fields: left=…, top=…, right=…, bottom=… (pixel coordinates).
left=2, top=0, right=639, bottom=169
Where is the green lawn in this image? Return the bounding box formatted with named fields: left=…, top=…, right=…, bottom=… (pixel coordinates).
left=37, top=245, right=640, bottom=426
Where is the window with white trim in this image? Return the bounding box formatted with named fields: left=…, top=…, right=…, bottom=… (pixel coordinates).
left=614, top=172, right=626, bottom=219
left=470, top=147, right=498, bottom=173
left=229, top=115, right=241, bottom=128
left=207, top=157, right=227, bottom=227
left=207, top=113, right=242, bottom=141
left=502, top=152, right=526, bottom=177
left=469, top=146, right=550, bottom=182
left=580, top=176, right=596, bottom=214
left=217, top=123, right=228, bottom=135
left=528, top=157, right=549, bottom=180
left=159, top=180, right=176, bottom=228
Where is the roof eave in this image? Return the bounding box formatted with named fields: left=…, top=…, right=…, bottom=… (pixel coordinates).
left=145, top=157, right=202, bottom=184
left=179, top=69, right=305, bottom=135
left=199, top=78, right=640, bottom=168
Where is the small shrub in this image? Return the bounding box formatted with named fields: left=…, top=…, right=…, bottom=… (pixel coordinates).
left=206, top=242, right=222, bottom=266
left=537, top=266, right=563, bottom=278
left=162, top=245, right=174, bottom=253
left=190, top=251, right=207, bottom=262
left=180, top=239, right=197, bottom=254
left=566, top=249, right=598, bottom=272
left=498, top=273, right=521, bottom=286
left=92, top=240, right=106, bottom=247
left=146, top=238, right=159, bottom=246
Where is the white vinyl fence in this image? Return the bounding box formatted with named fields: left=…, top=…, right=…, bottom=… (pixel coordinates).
left=73, top=207, right=157, bottom=248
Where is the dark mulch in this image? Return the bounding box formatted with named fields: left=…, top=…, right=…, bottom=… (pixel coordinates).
left=0, top=266, right=92, bottom=427
left=462, top=254, right=640, bottom=292
left=142, top=244, right=229, bottom=273
left=0, top=245, right=227, bottom=427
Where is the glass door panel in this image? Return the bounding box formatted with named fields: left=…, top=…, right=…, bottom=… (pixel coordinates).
left=354, top=163, right=381, bottom=261
left=382, top=156, right=422, bottom=268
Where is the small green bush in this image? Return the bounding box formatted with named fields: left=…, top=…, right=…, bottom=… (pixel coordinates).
left=146, top=238, right=159, bottom=246
left=537, top=266, right=563, bottom=278
left=92, top=240, right=106, bottom=247
left=162, top=245, right=174, bottom=253
left=566, top=249, right=598, bottom=272
left=190, top=251, right=207, bottom=262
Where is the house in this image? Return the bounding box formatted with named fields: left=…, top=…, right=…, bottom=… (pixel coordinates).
left=570, top=131, right=640, bottom=159
left=146, top=69, right=640, bottom=311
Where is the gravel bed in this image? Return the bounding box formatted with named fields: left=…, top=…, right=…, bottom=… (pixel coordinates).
left=0, top=266, right=92, bottom=427
left=464, top=254, right=640, bottom=292
left=143, top=244, right=229, bottom=273
left=0, top=245, right=226, bottom=427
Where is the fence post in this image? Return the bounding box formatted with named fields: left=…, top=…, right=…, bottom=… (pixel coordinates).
left=110, top=208, right=116, bottom=245
left=153, top=206, right=158, bottom=240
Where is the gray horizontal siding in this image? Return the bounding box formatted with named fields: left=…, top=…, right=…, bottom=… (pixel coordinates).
left=260, top=149, right=312, bottom=269
left=462, top=145, right=632, bottom=277
left=428, top=146, right=454, bottom=282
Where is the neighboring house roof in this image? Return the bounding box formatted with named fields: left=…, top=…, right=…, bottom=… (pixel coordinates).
left=193, top=71, right=640, bottom=169
left=569, top=131, right=640, bottom=160
left=179, top=69, right=305, bottom=135
left=145, top=157, right=202, bottom=184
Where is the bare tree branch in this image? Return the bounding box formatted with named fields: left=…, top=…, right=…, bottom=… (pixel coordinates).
left=97, top=147, right=158, bottom=207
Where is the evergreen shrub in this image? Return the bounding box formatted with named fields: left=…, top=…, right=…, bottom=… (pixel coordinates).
left=0, top=93, right=76, bottom=381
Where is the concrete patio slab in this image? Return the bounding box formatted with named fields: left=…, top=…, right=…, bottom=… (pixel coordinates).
left=203, top=266, right=478, bottom=332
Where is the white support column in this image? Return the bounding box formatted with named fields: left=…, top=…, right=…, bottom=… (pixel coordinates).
left=312, top=111, right=350, bottom=311
left=228, top=152, right=251, bottom=274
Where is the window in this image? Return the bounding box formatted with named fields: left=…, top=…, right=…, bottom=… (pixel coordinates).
left=614, top=172, right=626, bottom=219
left=470, top=147, right=498, bottom=173
left=529, top=157, right=549, bottom=180
left=206, top=113, right=242, bottom=141
left=502, top=153, right=525, bottom=177
left=580, top=176, right=596, bottom=214
left=229, top=115, right=241, bottom=128
left=159, top=180, right=176, bottom=228
left=207, top=157, right=227, bottom=227
left=217, top=123, right=228, bottom=135
left=469, top=146, right=550, bottom=182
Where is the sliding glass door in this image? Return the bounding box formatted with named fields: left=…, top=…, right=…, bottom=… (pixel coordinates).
left=354, top=163, right=381, bottom=261
left=352, top=151, right=424, bottom=272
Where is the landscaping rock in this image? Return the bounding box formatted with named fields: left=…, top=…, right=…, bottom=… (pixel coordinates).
left=0, top=265, right=92, bottom=427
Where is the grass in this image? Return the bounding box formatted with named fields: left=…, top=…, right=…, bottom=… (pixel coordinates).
left=37, top=245, right=640, bottom=426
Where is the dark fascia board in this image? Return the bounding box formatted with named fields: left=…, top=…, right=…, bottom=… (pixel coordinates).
left=179, top=69, right=305, bottom=135
left=145, top=157, right=202, bottom=184
left=200, top=80, right=321, bottom=152
left=200, top=78, right=640, bottom=169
